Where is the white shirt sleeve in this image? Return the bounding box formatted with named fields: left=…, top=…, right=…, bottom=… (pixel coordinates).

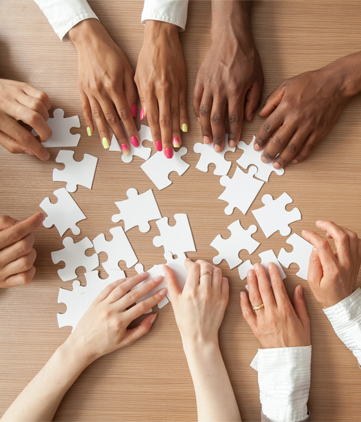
left=33, top=0, right=99, bottom=41
left=141, top=0, right=189, bottom=31
left=251, top=346, right=311, bottom=422
left=323, top=288, right=361, bottom=367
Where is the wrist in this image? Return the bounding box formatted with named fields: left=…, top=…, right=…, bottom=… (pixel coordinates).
left=182, top=337, right=220, bottom=358
left=61, top=335, right=97, bottom=369
left=69, top=18, right=103, bottom=48
left=144, top=20, right=179, bottom=42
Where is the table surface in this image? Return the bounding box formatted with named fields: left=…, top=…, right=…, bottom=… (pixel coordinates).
left=0, top=1, right=361, bottom=421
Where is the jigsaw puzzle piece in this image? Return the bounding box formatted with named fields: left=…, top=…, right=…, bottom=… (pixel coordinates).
left=40, top=188, right=86, bottom=236
left=141, top=147, right=190, bottom=190
left=237, top=135, right=285, bottom=182
left=211, top=220, right=260, bottom=269
left=252, top=193, right=302, bottom=238
left=164, top=251, right=188, bottom=296
left=53, top=150, right=98, bottom=192
left=111, top=188, right=161, bottom=233
left=278, top=233, right=313, bottom=280
left=153, top=214, right=196, bottom=257
left=51, top=237, right=99, bottom=281
left=219, top=166, right=264, bottom=215
left=134, top=263, right=169, bottom=309
left=93, top=227, right=138, bottom=274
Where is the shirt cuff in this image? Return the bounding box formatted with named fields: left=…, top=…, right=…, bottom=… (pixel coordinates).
left=251, top=346, right=311, bottom=422
left=141, top=0, right=189, bottom=31
left=323, top=288, right=361, bottom=367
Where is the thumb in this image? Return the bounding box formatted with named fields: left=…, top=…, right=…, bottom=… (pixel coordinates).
left=293, top=285, right=310, bottom=327
left=163, top=265, right=181, bottom=302
left=307, top=247, right=323, bottom=287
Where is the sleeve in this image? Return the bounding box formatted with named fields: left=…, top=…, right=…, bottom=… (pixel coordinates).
left=33, top=0, right=99, bottom=41
left=141, top=0, right=189, bottom=31
left=251, top=346, right=311, bottom=422
left=323, top=288, right=361, bottom=367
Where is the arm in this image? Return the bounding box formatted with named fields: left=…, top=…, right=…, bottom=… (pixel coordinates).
left=2, top=273, right=167, bottom=421
left=302, top=220, right=361, bottom=366
left=141, top=0, right=189, bottom=31
left=193, top=0, right=263, bottom=152
left=255, top=51, right=361, bottom=168
left=164, top=259, right=241, bottom=422
left=240, top=263, right=311, bottom=422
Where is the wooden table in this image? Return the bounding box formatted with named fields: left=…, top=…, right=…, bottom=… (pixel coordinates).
left=0, top=1, right=360, bottom=420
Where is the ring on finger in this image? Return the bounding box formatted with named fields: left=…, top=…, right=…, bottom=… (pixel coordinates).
left=200, top=271, right=213, bottom=278
left=253, top=303, right=264, bottom=311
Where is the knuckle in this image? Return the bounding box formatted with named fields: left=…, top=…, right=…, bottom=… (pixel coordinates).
left=91, top=107, right=102, bottom=119
left=18, top=239, right=32, bottom=255
left=104, top=113, right=117, bottom=125
left=319, top=239, right=329, bottom=250
left=287, top=142, right=299, bottom=153
left=27, top=111, right=40, bottom=126
left=19, top=131, right=34, bottom=145
left=20, top=271, right=33, bottom=285
left=119, top=109, right=130, bottom=121
left=263, top=121, right=272, bottom=134
left=8, top=144, right=23, bottom=154
left=229, top=114, right=240, bottom=125
left=211, top=114, right=222, bottom=125
left=200, top=106, right=209, bottom=117
left=171, top=106, right=179, bottom=117
left=242, top=308, right=251, bottom=319
left=271, top=135, right=283, bottom=147
left=249, top=293, right=259, bottom=304
left=147, top=113, right=159, bottom=125
left=160, top=115, right=171, bottom=127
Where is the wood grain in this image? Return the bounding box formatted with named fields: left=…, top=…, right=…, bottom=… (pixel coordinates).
left=0, top=1, right=360, bottom=420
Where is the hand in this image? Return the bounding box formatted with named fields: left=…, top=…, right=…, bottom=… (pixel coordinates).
left=164, top=259, right=229, bottom=347
left=255, top=64, right=352, bottom=168
left=0, top=79, right=51, bottom=160
left=66, top=272, right=167, bottom=363
left=302, top=221, right=361, bottom=308
left=69, top=19, right=139, bottom=154
left=241, top=263, right=310, bottom=348
left=135, top=21, right=188, bottom=158
left=0, top=213, right=45, bottom=288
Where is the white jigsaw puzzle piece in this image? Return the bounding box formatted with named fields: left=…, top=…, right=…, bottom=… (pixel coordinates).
left=278, top=233, right=313, bottom=280
left=219, top=166, right=264, bottom=215
left=141, top=147, right=190, bottom=190
left=252, top=192, right=302, bottom=238
left=109, top=125, right=152, bottom=163
left=93, top=227, right=138, bottom=274
left=134, top=263, right=168, bottom=309
left=153, top=214, right=196, bottom=257
left=53, top=150, right=98, bottom=192
left=193, top=135, right=235, bottom=176
left=111, top=188, right=161, bottom=233
left=164, top=251, right=188, bottom=298
left=237, top=136, right=285, bottom=182
left=211, top=220, right=260, bottom=269
left=40, top=188, right=86, bottom=236
left=32, top=109, right=81, bottom=147
left=51, top=237, right=99, bottom=282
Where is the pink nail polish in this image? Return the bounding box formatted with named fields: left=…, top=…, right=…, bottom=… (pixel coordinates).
left=173, top=137, right=180, bottom=148
left=155, top=141, right=163, bottom=151
left=140, top=108, right=144, bottom=120
left=131, top=136, right=139, bottom=147
left=165, top=148, right=173, bottom=159
left=121, top=144, right=129, bottom=155
left=131, top=104, right=137, bottom=118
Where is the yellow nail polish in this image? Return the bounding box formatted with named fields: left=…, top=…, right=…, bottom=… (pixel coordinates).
left=87, top=127, right=92, bottom=137
left=102, top=137, right=109, bottom=149
left=181, top=123, right=188, bottom=133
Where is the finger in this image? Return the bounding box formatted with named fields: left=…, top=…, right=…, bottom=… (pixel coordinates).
left=125, top=288, right=168, bottom=322
left=0, top=212, right=44, bottom=250
left=179, top=87, right=188, bottom=134
left=94, top=278, right=127, bottom=303
left=89, top=97, right=111, bottom=149
left=80, top=92, right=94, bottom=137
left=267, top=262, right=291, bottom=308
left=221, top=276, right=229, bottom=301
left=306, top=247, right=323, bottom=288
left=199, top=93, right=213, bottom=144
left=17, top=93, right=49, bottom=121
left=16, top=103, right=52, bottom=142
left=259, top=87, right=284, bottom=118
left=246, top=268, right=263, bottom=310
left=143, top=88, right=162, bottom=152
left=123, top=71, right=138, bottom=120
left=0, top=215, right=18, bottom=231
left=210, top=96, right=227, bottom=153
left=240, top=291, right=257, bottom=329
left=0, top=232, right=34, bottom=269
left=339, top=226, right=361, bottom=262
left=254, top=263, right=276, bottom=308
left=292, top=132, right=319, bottom=164
left=158, top=92, right=173, bottom=158
left=273, top=128, right=311, bottom=169
left=0, top=131, right=26, bottom=155
left=163, top=264, right=182, bottom=301
left=293, top=285, right=310, bottom=330
left=0, top=249, right=37, bottom=279
left=171, top=92, right=181, bottom=149
left=260, top=123, right=296, bottom=164
left=254, top=110, right=284, bottom=152
left=213, top=267, right=223, bottom=292
left=301, top=229, right=338, bottom=272
left=118, top=313, right=157, bottom=348
left=245, top=80, right=263, bottom=122
left=228, top=96, right=244, bottom=148
left=0, top=266, right=36, bottom=288
left=183, top=258, right=200, bottom=292
left=106, top=272, right=149, bottom=304
left=197, top=259, right=214, bottom=287
left=21, top=84, right=51, bottom=110
left=112, top=91, right=139, bottom=149
left=192, top=80, right=203, bottom=120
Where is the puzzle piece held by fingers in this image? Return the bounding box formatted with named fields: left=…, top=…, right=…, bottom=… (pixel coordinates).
left=134, top=263, right=169, bottom=309
left=109, top=125, right=152, bottom=163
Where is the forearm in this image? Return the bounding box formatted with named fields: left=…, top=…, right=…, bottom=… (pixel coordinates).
left=183, top=340, right=241, bottom=422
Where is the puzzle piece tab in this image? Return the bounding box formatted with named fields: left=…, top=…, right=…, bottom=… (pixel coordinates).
left=237, top=136, right=285, bottom=182
left=40, top=188, right=86, bottom=236
left=141, top=147, right=190, bottom=190
left=211, top=220, right=260, bottom=269
left=53, top=150, right=98, bottom=192
left=219, top=166, right=264, bottom=215
left=111, top=188, right=161, bottom=233
left=93, top=227, right=138, bottom=274
left=252, top=193, right=301, bottom=238
left=238, top=249, right=286, bottom=283
left=278, top=233, right=313, bottom=280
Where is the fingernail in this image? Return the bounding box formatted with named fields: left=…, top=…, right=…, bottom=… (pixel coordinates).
left=154, top=275, right=163, bottom=283
left=158, top=288, right=167, bottom=296
left=250, top=112, right=255, bottom=121
left=150, top=314, right=158, bottom=324
left=173, top=137, right=180, bottom=148
left=181, top=123, right=188, bottom=133
left=254, top=143, right=261, bottom=151
left=203, top=136, right=211, bottom=144
left=261, top=155, right=269, bottom=163
left=121, top=144, right=129, bottom=155
left=229, top=140, right=236, bottom=148
left=140, top=108, right=144, bottom=120
left=44, top=151, right=50, bottom=160
left=273, top=162, right=281, bottom=169
left=87, top=127, right=92, bottom=137
left=292, top=159, right=299, bottom=164
left=155, top=141, right=163, bottom=151
left=39, top=212, right=46, bottom=222
left=140, top=272, right=148, bottom=278
left=253, top=263, right=260, bottom=270
left=214, top=144, right=221, bottom=153
left=131, top=136, right=139, bottom=147
left=165, top=148, right=173, bottom=159
left=102, top=137, right=109, bottom=149
left=131, top=104, right=137, bottom=118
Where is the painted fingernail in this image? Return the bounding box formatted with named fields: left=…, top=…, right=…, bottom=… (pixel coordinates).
left=131, top=104, right=137, bottom=118
left=273, top=162, right=281, bottom=169
left=102, top=137, right=109, bottom=149
left=140, top=108, right=144, bottom=120
left=203, top=136, right=211, bottom=144
left=87, top=127, right=92, bottom=137
left=229, top=140, right=236, bottom=148
left=261, top=155, right=269, bottom=163
left=165, top=148, right=173, bottom=159
left=214, top=144, right=221, bottom=153
left=154, top=275, right=163, bottom=283
left=150, top=314, right=158, bottom=324
left=121, top=144, right=129, bottom=155
left=181, top=123, right=188, bottom=133
left=155, top=141, right=163, bottom=151
left=173, top=137, right=180, bottom=148
left=131, top=136, right=139, bottom=147
left=292, top=159, right=299, bottom=164
left=158, top=288, right=167, bottom=296
left=254, top=143, right=261, bottom=151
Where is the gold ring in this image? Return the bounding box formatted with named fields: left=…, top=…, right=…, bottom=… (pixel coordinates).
left=253, top=304, right=264, bottom=311
left=200, top=271, right=213, bottom=277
